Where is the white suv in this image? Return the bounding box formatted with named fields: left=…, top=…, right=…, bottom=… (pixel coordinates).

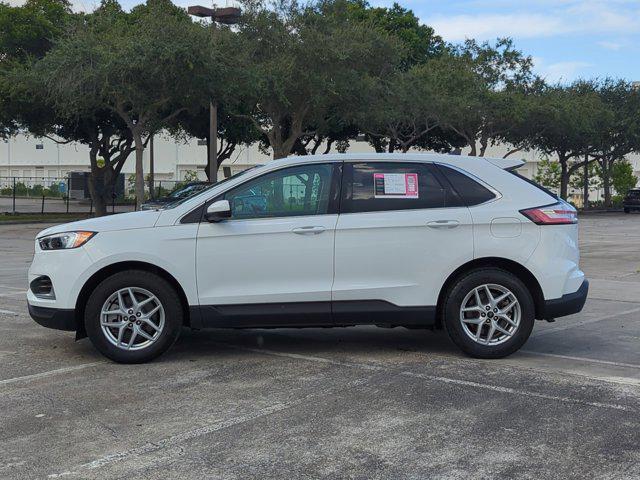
left=27, top=153, right=588, bottom=363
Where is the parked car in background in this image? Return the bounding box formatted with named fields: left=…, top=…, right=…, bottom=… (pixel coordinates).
left=141, top=182, right=210, bottom=210
left=27, top=153, right=588, bottom=363
left=623, top=188, right=640, bottom=213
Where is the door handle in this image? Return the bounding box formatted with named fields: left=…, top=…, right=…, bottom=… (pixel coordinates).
left=427, top=220, right=460, bottom=229
left=292, top=226, right=326, bottom=235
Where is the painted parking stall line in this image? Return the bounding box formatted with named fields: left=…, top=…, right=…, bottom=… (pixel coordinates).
left=0, top=362, right=105, bottom=387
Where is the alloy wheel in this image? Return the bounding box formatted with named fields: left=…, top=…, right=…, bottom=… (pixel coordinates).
left=100, top=287, right=165, bottom=351
left=459, top=283, right=521, bottom=346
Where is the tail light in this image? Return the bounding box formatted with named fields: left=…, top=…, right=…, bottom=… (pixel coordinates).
left=520, top=201, right=577, bottom=225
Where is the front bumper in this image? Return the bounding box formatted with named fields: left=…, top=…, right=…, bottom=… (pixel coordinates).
left=28, top=303, right=76, bottom=331
left=541, top=280, right=589, bottom=320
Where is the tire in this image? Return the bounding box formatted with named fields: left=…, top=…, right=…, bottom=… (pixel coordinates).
left=84, top=270, right=183, bottom=363
left=442, top=268, right=535, bottom=359
left=624, top=208, right=630, bottom=214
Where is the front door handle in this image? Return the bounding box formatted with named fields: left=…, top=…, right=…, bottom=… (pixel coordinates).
left=427, top=220, right=460, bottom=229
left=292, top=226, right=326, bottom=235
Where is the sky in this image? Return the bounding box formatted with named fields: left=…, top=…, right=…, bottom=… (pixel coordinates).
left=7, top=0, right=640, bottom=83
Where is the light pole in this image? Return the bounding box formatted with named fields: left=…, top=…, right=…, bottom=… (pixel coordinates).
left=187, top=5, right=241, bottom=183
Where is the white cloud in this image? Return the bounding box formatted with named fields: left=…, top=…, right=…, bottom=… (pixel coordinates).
left=537, top=60, right=593, bottom=83
left=597, top=40, right=624, bottom=50
left=425, top=1, right=640, bottom=41
left=428, top=13, right=564, bottom=41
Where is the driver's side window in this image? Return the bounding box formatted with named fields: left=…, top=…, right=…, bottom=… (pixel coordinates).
left=223, top=164, right=334, bottom=219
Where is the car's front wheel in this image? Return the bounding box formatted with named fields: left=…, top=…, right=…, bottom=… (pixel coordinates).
left=84, top=270, right=183, bottom=363
left=442, top=268, right=535, bottom=358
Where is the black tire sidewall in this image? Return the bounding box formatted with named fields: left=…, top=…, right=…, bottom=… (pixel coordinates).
left=443, top=268, right=535, bottom=359
left=85, top=270, right=183, bottom=363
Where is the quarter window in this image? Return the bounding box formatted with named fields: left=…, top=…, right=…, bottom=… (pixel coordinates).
left=223, top=163, right=334, bottom=219
left=437, top=164, right=497, bottom=206
left=341, top=162, right=448, bottom=213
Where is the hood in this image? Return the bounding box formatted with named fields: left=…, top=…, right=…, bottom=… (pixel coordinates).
left=37, top=210, right=162, bottom=238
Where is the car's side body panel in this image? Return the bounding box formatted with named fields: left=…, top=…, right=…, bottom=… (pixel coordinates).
left=27, top=152, right=587, bottom=336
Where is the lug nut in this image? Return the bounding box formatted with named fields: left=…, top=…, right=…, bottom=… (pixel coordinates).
left=136, top=321, right=141, bottom=325
left=136, top=312, right=141, bottom=317
left=128, top=309, right=133, bottom=314
left=481, top=313, right=486, bottom=317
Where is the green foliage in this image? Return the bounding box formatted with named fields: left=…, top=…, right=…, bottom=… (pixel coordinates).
left=611, top=160, right=638, bottom=195
left=569, top=161, right=602, bottom=191
left=534, top=158, right=561, bottom=191
left=234, top=0, right=402, bottom=158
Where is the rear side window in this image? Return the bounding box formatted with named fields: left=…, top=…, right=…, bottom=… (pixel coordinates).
left=437, top=165, right=497, bottom=206
left=341, top=162, right=448, bottom=213
left=507, top=170, right=558, bottom=200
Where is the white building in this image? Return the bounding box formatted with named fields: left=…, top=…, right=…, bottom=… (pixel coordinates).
left=1, top=133, right=639, bottom=201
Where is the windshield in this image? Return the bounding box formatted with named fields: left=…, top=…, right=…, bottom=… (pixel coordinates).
left=161, top=167, right=259, bottom=209
left=168, top=183, right=209, bottom=199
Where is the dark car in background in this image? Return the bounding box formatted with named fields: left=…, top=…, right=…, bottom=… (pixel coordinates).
left=141, top=182, right=211, bottom=210
left=623, top=189, right=640, bottom=213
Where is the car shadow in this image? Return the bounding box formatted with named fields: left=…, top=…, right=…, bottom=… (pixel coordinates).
left=163, top=325, right=461, bottom=362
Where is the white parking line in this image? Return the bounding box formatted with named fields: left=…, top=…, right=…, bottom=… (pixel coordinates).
left=532, top=305, right=640, bottom=337
left=0, top=284, right=27, bottom=291
left=0, top=362, right=105, bottom=387
left=0, top=291, right=27, bottom=297
left=0, top=308, right=18, bottom=316
left=221, top=343, right=637, bottom=413
left=520, top=350, right=640, bottom=370
left=400, top=371, right=635, bottom=412
left=48, top=377, right=370, bottom=478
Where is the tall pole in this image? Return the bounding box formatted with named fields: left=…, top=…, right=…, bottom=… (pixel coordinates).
left=187, top=4, right=240, bottom=183
left=209, top=100, right=218, bottom=182
left=149, top=134, right=155, bottom=198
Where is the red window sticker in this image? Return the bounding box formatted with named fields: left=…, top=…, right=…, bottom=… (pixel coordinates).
left=374, top=173, right=419, bottom=198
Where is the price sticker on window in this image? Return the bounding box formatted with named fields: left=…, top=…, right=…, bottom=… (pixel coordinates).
left=374, top=173, right=419, bottom=198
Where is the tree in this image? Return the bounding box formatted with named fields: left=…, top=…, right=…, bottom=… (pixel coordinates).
left=234, top=0, right=401, bottom=159
left=527, top=82, right=606, bottom=199
left=587, top=80, right=640, bottom=207
left=170, top=103, right=262, bottom=181
left=0, top=0, right=73, bottom=138
left=534, top=158, right=561, bottom=191
left=435, top=38, right=535, bottom=157
left=611, top=160, right=638, bottom=197
left=41, top=0, right=217, bottom=208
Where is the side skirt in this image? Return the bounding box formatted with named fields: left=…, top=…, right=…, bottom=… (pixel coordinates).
left=190, top=301, right=436, bottom=329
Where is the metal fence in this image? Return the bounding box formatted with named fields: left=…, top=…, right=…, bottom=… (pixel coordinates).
left=0, top=176, right=209, bottom=215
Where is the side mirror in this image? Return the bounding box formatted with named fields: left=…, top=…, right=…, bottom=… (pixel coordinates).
left=205, top=200, right=232, bottom=222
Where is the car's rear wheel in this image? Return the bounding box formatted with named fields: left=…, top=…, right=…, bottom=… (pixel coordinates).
left=84, top=270, right=182, bottom=363
left=624, top=207, right=630, bottom=213
left=442, top=268, right=535, bottom=358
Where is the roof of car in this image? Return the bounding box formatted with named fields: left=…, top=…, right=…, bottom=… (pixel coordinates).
left=265, top=152, right=523, bottom=171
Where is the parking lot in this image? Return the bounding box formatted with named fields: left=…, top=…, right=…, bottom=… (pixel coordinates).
left=1, top=214, right=639, bottom=479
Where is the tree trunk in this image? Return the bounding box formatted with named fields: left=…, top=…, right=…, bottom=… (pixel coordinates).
left=133, top=130, right=145, bottom=210
left=559, top=154, right=569, bottom=200
left=468, top=142, right=477, bottom=156
left=582, top=154, right=589, bottom=210
left=87, top=169, right=108, bottom=217
left=600, top=158, right=612, bottom=208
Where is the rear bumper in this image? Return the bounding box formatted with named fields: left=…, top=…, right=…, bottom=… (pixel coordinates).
left=541, top=280, right=589, bottom=320
left=28, top=303, right=76, bottom=331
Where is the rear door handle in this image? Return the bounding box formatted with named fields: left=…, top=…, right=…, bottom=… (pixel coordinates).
left=292, top=226, right=326, bottom=235
left=427, top=220, right=460, bottom=229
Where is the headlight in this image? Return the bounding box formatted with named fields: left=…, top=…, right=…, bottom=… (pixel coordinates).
left=38, top=231, right=96, bottom=250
